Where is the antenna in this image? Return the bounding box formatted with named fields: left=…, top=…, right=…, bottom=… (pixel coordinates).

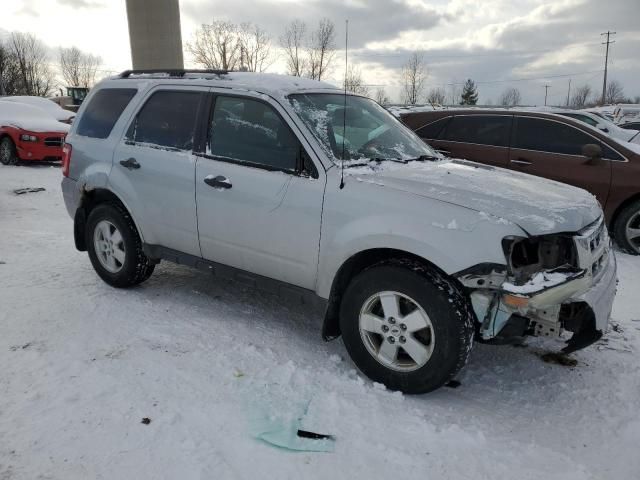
left=339, top=19, right=349, bottom=190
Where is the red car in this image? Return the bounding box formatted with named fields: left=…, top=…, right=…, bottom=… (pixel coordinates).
left=0, top=101, right=69, bottom=165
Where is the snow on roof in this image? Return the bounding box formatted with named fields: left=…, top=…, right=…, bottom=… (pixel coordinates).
left=105, top=71, right=341, bottom=99
left=0, top=101, right=70, bottom=133
left=1, top=96, right=75, bottom=122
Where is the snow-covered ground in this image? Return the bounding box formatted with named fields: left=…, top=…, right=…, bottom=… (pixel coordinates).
left=1, top=164, right=639, bottom=480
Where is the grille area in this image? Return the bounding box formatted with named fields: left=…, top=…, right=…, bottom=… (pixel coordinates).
left=575, top=217, right=609, bottom=280
left=44, top=137, right=64, bottom=147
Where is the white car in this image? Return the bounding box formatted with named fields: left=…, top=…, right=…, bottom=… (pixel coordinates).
left=554, top=109, right=639, bottom=143
left=0, top=96, right=75, bottom=124
left=61, top=71, right=617, bottom=393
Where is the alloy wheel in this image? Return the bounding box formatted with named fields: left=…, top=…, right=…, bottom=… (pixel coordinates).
left=625, top=211, right=640, bottom=254
left=93, top=220, right=126, bottom=273
left=358, top=291, right=435, bottom=372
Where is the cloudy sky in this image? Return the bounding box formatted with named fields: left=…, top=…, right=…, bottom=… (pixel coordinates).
left=3, top=0, right=639, bottom=104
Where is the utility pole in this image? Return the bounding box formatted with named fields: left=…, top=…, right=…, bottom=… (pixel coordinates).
left=600, top=31, right=616, bottom=105
left=566, top=79, right=571, bottom=107
left=544, top=85, right=551, bottom=106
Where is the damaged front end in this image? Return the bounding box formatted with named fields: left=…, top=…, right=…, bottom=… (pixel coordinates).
left=456, top=217, right=616, bottom=353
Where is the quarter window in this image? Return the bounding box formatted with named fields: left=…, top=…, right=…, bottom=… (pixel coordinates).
left=513, top=117, right=595, bottom=156
left=127, top=91, right=202, bottom=151
left=76, top=88, right=136, bottom=139
left=441, top=115, right=511, bottom=147
left=209, top=96, right=299, bottom=172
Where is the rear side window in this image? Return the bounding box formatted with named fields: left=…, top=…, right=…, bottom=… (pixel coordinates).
left=209, top=96, right=299, bottom=172
left=415, top=117, right=450, bottom=139
left=127, top=90, right=202, bottom=151
left=76, top=88, right=136, bottom=139
left=442, top=115, right=511, bottom=147
left=513, top=117, right=594, bottom=156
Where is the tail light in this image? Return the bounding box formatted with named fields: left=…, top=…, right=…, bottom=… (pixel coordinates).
left=62, top=143, right=72, bottom=177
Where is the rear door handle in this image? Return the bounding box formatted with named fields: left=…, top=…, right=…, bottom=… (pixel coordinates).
left=204, top=175, right=232, bottom=190
left=120, top=158, right=141, bottom=170
left=510, top=159, right=532, bottom=166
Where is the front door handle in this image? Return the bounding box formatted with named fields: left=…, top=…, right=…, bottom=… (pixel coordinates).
left=510, top=158, right=532, bottom=166
left=204, top=175, right=232, bottom=190
left=120, top=158, right=141, bottom=170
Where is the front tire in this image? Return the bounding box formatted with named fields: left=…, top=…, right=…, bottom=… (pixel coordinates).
left=613, top=200, right=640, bottom=255
left=0, top=137, right=18, bottom=165
left=339, top=262, right=474, bottom=394
left=86, top=204, right=155, bottom=288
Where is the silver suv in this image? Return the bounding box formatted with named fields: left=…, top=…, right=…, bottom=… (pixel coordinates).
left=61, top=70, right=617, bottom=393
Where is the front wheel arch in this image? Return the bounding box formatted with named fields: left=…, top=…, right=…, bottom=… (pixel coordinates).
left=322, top=249, right=465, bottom=340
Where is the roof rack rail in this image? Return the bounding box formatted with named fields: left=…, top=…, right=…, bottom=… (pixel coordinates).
left=118, top=69, right=230, bottom=78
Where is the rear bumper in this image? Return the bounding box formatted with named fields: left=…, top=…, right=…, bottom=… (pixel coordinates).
left=62, top=177, right=79, bottom=219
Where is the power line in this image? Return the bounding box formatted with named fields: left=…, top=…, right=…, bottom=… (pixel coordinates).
left=600, top=30, right=616, bottom=105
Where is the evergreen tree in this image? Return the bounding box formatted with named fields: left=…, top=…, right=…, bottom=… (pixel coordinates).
left=460, top=79, right=479, bottom=105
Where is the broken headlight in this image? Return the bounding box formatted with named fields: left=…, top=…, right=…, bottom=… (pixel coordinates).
left=502, top=234, right=578, bottom=283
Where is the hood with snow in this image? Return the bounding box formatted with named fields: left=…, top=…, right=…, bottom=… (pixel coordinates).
left=0, top=101, right=70, bottom=133
left=349, top=159, right=601, bottom=235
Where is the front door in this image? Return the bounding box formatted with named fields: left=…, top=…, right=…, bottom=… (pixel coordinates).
left=431, top=114, right=512, bottom=168
left=508, top=116, right=612, bottom=206
left=195, top=93, right=326, bottom=290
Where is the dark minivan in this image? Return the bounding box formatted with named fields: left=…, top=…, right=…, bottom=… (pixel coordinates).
left=401, top=109, right=640, bottom=254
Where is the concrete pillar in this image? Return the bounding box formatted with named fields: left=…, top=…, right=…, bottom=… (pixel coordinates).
left=125, top=0, right=184, bottom=70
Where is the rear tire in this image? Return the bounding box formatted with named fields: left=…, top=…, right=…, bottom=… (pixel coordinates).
left=0, top=137, right=18, bottom=165
left=339, top=262, right=474, bottom=394
left=86, top=204, right=155, bottom=288
left=613, top=200, right=640, bottom=255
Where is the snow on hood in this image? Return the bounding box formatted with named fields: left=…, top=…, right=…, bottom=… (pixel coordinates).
left=349, top=159, right=601, bottom=235
left=0, top=101, right=70, bottom=133
left=1, top=96, right=74, bottom=122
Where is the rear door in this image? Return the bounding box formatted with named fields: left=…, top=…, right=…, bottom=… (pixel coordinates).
left=194, top=92, right=326, bottom=289
left=508, top=116, right=612, bottom=205
left=430, top=114, right=512, bottom=167
left=111, top=86, right=205, bottom=256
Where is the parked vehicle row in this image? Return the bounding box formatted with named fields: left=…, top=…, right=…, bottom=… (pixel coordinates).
left=61, top=71, right=617, bottom=393
left=400, top=109, right=640, bottom=255
left=0, top=97, right=72, bottom=165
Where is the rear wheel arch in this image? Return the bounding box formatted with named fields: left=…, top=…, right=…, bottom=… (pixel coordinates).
left=322, top=248, right=466, bottom=340
left=75, top=188, right=145, bottom=251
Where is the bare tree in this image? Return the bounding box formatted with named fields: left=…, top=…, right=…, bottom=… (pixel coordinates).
left=571, top=84, right=592, bottom=108
left=8, top=32, right=55, bottom=96
left=237, top=23, right=272, bottom=72
left=605, top=80, right=625, bottom=105
left=307, top=18, right=336, bottom=81
left=187, top=21, right=240, bottom=70
left=280, top=20, right=307, bottom=77
left=0, top=41, right=22, bottom=96
left=343, top=65, right=370, bottom=96
left=401, top=52, right=427, bottom=105
left=426, top=87, right=446, bottom=105
left=375, top=87, right=390, bottom=106
left=499, top=87, right=521, bottom=106
left=59, top=46, right=102, bottom=88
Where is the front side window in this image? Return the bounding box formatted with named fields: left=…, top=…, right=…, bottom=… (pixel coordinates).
left=127, top=90, right=201, bottom=151
left=442, top=115, right=511, bottom=147
left=209, top=96, right=299, bottom=172
left=76, top=88, right=136, bottom=139
left=415, top=117, right=451, bottom=139
left=289, top=93, right=436, bottom=164
left=513, top=117, right=595, bottom=156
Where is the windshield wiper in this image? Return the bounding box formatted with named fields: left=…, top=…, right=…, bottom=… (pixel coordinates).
left=405, top=155, right=440, bottom=162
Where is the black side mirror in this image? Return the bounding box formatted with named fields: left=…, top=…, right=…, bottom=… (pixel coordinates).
left=582, top=143, right=603, bottom=164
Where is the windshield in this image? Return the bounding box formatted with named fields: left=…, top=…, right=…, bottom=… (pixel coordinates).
left=289, top=93, right=437, bottom=165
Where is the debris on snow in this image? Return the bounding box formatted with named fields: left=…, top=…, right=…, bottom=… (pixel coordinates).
left=14, top=187, right=46, bottom=195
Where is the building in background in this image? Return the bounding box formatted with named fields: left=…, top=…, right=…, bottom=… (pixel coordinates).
left=125, top=0, right=184, bottom=70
